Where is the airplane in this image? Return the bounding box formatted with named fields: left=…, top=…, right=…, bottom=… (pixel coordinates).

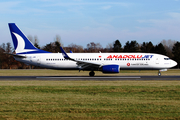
left=8, top=23, right=177, bottom=76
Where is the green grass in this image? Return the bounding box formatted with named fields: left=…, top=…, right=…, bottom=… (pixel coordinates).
left=0, top=81, right=180, bottom=119
left=0, top=69, right=179, bottom=76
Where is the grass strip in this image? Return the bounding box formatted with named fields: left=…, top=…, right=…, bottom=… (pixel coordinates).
left=0, top=81, right=180, bottom=119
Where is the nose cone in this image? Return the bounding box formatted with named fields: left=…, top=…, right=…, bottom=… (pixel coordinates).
left=171, top=60, right=177, bottom=67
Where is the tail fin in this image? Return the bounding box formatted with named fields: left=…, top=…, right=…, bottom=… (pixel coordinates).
left=8, top=23, right=49, bottom=54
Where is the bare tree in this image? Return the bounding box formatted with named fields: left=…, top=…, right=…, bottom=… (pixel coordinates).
left=161, top=39, right=177, bottom=58
left=104, top=43, right=113, bottom=52
left=55, top=35, right=63, bottom=46
left=27, top=35, right=40, bottom=49
left=85, top=42, right=103, bottom=53
left=34, top=36, right=40, bottom=49
left=67, top=43, right=84, bottom=53
left=27, top=35, right=33, bottom=43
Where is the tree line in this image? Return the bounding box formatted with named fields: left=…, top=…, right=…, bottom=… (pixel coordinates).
left=0, top=36, right=180, bottom=69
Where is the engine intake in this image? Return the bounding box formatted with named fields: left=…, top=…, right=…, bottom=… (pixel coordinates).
left=102, top=65, right=120, bottom=73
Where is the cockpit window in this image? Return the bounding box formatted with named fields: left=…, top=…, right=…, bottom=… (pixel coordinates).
left=164, top=58, right=170, bottom=60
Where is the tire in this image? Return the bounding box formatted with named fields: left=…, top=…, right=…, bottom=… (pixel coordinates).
left=158, top=72, right=161, bottom=76
left=89, top=71, right=95, bottom=76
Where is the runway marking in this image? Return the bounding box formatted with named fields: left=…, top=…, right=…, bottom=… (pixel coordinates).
left=36, top=77, right=141, bottom=79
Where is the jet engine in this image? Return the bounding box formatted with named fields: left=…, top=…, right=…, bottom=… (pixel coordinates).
left=101, top=65, right=120, bottom=73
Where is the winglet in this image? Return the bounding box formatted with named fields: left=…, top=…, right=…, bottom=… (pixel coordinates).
left=60, top=47, right=73, bottom=60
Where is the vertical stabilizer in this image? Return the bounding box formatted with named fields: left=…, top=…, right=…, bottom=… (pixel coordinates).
left=8, top=23, right=49, bottom=54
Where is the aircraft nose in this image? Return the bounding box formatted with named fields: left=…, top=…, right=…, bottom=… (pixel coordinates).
left=171, top=60, right=177, bottom=67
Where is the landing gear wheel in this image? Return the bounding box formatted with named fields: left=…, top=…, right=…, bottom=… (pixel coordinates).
left=89, top=71, right=95, bottom=76
left=158, top=72, right=161, bottom=76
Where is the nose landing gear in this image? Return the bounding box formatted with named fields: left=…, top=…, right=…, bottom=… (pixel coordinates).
left=158, top=71, right=161, bottom=76
left=158, top=69, right=167, bottom=76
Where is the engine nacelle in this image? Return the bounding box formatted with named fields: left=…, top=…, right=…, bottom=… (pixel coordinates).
left=102, top=65, right=120, bottom=73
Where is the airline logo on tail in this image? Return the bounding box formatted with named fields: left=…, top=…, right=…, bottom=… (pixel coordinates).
left=12, top=32, right=38, bottom=54
left=9, top=23, right=50, bottom=54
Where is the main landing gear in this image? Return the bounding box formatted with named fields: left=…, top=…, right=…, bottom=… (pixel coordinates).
left=89, top=71, right=95, bottom=76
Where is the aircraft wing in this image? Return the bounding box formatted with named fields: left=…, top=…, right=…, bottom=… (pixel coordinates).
left=60, top=47, right=101, bottom=70
left=75, top=60, right=101, bottom=70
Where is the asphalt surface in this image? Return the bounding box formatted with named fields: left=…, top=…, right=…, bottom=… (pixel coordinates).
left=0, top=76, right=180, bottom=80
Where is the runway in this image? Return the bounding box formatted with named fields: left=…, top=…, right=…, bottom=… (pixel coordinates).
left=0, top=76, right=180, bottom=80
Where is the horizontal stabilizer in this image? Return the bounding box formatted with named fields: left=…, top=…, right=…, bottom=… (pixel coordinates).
left=4, top=52, right=26, bottom=58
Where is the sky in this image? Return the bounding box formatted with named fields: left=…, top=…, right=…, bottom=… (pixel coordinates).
left=1, top=0, right=180, bottom=48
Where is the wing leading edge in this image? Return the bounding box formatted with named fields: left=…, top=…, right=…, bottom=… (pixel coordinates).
left=60, top=47, right=102, bottom=70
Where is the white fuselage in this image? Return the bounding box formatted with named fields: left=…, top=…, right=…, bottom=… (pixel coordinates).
left=14, top=53, right=177, bottom=71
left=8, top=23, right=177, bottom=76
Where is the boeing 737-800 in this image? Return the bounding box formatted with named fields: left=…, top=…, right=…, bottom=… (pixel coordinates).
left=8, top=23, right=177, bottom=76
